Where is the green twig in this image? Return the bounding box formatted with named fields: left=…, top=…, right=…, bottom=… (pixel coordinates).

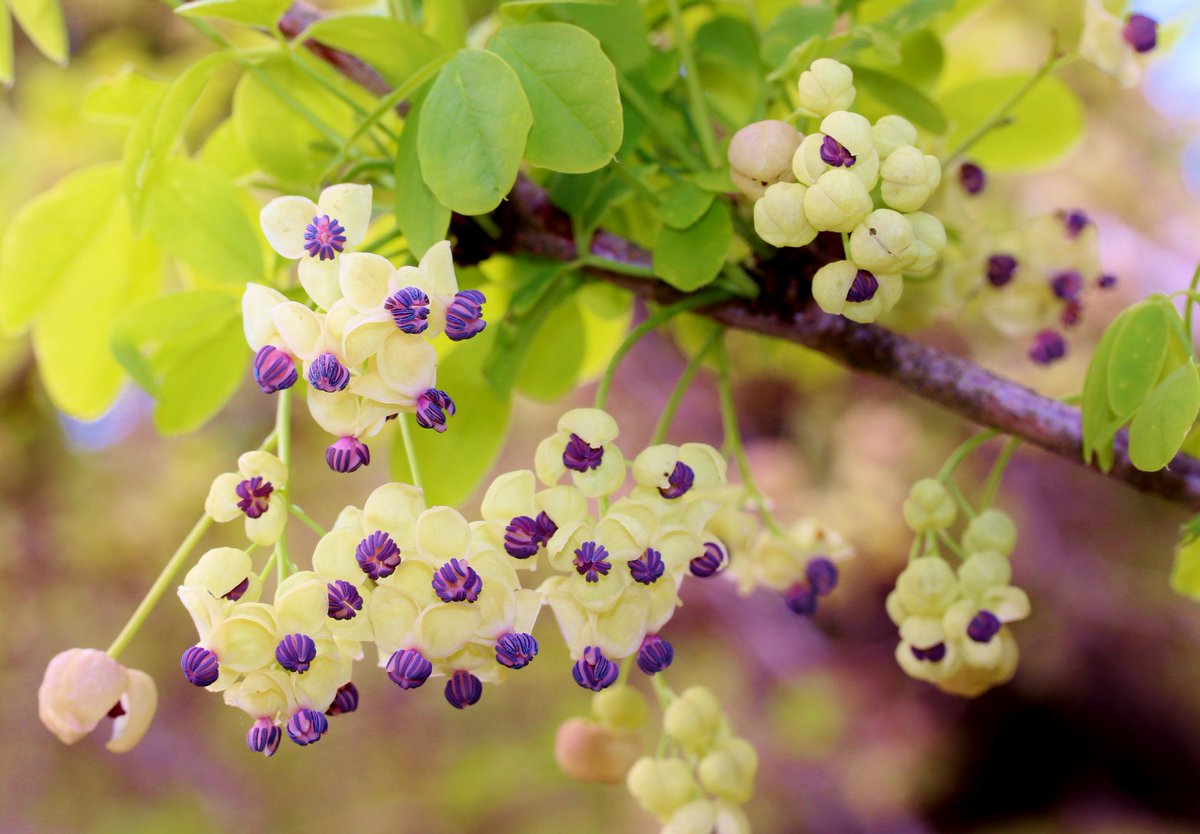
left=289, top=504, right=327, bottom=536
left=398, top=413, right=425, bottom=495
left=980, top=437, right=1020, bottom=508
left=936, top=430, right=998, bottom=482
left=275, top=388, right=293, bottom=583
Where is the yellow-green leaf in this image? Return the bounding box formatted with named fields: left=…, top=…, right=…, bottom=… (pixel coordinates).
left=1106, top=299, right=1170, bottom=417
left=8, top=0, right=67, bottom=64
left=1128, top=362, right=1200, bottom=472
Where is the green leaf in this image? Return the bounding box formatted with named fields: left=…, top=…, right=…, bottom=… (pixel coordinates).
left=84, top=67, right=166, bottom=125
left=659, top=181, right=714, bottom=229
left=418, top=48, right=533, bottom=215
left=761, top=5, right=835, bottom=68
left=695, top=16, right=762, bottom=128
left=395, top=94, right=452, bottom=261
left=424, top=0, right=468, bottom=51
left=940, top=74, right=1083, bottom=172
left=176, top=0, right=291, bottom=28
left=653, top=200, right=731, bottom=291
left=0, top=4, right=12, bottom=87
left=1081, top=302, right=1124, bottom=471
left=296, top=15, right=444, bottom=88
left=144, top=158, right=263, bottom=283
left=1169, top=534, right=1200, bottom=601
left=8, top=0, right=67, bottom=64
left=557, top=0, right=649, bottom=71
left=1106, top=298, right=1171, bottom=417
left=490, top=22, right=623, bottom=174
left=502, top=0, right=615, bottom=7
left=1128, top=362, right=1200, bottom=472
left=198, top=118, right=258, bottom=180
left=846, top=63, right=946, bottom=133
left=516, top=295, right=587, bottom=401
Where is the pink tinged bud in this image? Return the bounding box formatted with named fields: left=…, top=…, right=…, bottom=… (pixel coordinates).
left=247, top=717, right=281, bottom=757
left=555, top=718, right=642, bottom=784
left=253, top=345, right=298, bottom=394
left=38, top=649, right=157, bottom=753
left=1122, top=13, right=1158, bottom=53
left=326, top=436, right=371, bottom=473
left=303, top=215, right=346, bottom=260
left=444, top=670, right=483, bottom=709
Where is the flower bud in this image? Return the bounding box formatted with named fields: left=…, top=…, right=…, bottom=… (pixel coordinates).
left=593, top=685, right=649, bottom=731
left=698, top=737, right=758, bottom=804
left=895, top=556, right=959, bottom=616
left=811, top=260, right=902, bottom=323
left=797, top=59, right=855, bottom=117
left=962, top=509, right=1017, bottom=556
left=901, top=478, right=957, bottom=532
left=38, top=649, right=156, bottom=753
left=555, top=717, right=641, bottom=784
left=803, top=169, right=872, bottom=232
left=904, top=211, right=947, bottom=275
left=958, top=550, right=1012, bottom=597
left=661, top=801, right=716, bottom=834
left=663, top=686, right=723, bottom=754
left=872, top=115, right=918, bottom=158
left=753, top=183, right=817, bottom=248
left=848, top=209, right=915, bottom=274
left=880, top=146, right=942, bottom=212
left=728, top=120, right=803, bottom=200
left=626, top=756, right=698, bottom=819
left=820, top=111, right=874, bottom=157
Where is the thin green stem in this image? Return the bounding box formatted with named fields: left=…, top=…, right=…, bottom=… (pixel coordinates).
left=583, top=255, right=655, bottom=279
left=398, top=413, right=425, bottom=495
left=275, top=388, right=293, bottom=583
left=649, top=671, right=676, bottom=708
left=286, top=48, right=397, bottom=147
left=980, top=437, right=1020, bottom=508
left=610, top=159, right=662, bottom=204
left=361, top=228, right=405, bottom=255
left=258, top=547, right=279, bottom=582
left=935, top=529, right=966, bottom=559
left=616, top=72, right=706, bottom=170
left=289, top=504, right=327, bottom=536
left=651, top=327, right=722, bottom=445
left=936, top=430, right=999, bottom=482
left=665, top=0, right=721, bottom=170
left=1184, top=260, right=1200, bottom=357
left=945, top=480, right=976, bottom=520
left=474, top=214, right=502, bottom=240
left=594, top=288, right=729, bottom=409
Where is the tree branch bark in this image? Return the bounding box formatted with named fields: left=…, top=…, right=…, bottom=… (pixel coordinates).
left=277, top=2, right=1200, bottom=512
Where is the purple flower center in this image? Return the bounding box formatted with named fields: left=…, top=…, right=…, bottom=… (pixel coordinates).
left=805, top=557, right=839, bottom=596
left=308, top=353, right=350, bottom=393
left=415, top=388, right=456, bottom=433
left=327, top=579, right=364, bottom=620
left=444, top=670, right=484, bottom=709
left=1061, top=209, right=1090, bottom=239
left=253, top=345, right=298, bottom=394
left=223, top=577, right=250, bottom=601
left=326, top=436, right=371, bottom=473
left=1123, top=13, right=1158, bottom=53
left=1050, top=270, right=1083, bottom=301
left=572, top=646, right=620, bottom=691
left=959, top=162, right=986, bottom=195
left=386, top=648, right=433, bottom=690
left=355, top=530, right=401, bottom=580
left=286, top=708, right=329, bottom=746
left=326, top=682, right=359, bottom=716
left=247, top=717, right=282, bottom=757
left=629, top=548, right=665, bottom=585
left=235, top=476, right=273, bottom=519
left=495, top=632, right=540, bottom=669
left=504, top=511, right=556, bottom=559
left=304, top=215, right=346, bottom=261
left=384, top=287, right=431, bottom=335
left=967, top=610, right=1002, bottom=643
left=910, top=643, right=946, bottom=662
left=563, top=433, right=603, bottom=472
left=819, top=135, right=856, bottom=168
left=573, top=541, right=611, bottom=582
left=846, top=269, right=879, bottom=303
left=1029, top=329, right=1067, bottom=365
left=445, top=290, right=487, bottom=342
left=660, top=461, right=695, bottom=499
left=432, top=558, right=483, bottom=603
left=181, top=645, right=220, bottom=687
left=276, top=633, right=317, bottom=674
left=689, top=542, right=726, bottom=578
left=636, top=634, right=674, bottom=675
left=986, top=254, right=1018, bottom=287
left=784, top=583, right=818, bottom=617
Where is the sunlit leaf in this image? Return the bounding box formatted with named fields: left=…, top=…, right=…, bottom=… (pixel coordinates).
left=1128, top=362, right=1200, bottom=472
left=653, top=201, right=732, bottom=291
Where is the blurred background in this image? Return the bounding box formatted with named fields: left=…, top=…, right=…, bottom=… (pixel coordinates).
left=3, top=1, right=1200, bottom=833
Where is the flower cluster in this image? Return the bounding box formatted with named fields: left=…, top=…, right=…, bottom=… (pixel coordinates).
left=247, top=184, right=488, bottom=472
left=730, top=59, right=948, bottom=324
left=730, top=519, right=853, bottom=618
left=1080, top=0, right=1160, bottom=88
left=889, top=480, right=1030, bottom=697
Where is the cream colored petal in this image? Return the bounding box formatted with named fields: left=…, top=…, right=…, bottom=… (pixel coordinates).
left=678, top=443, right=727, bottom=486
left=106, top=669, right=156, bottom=753
left=534, top=434, right=569, bottom=487
left=317, top=183, right=373, bottom=246
left=416, top=605, right=482, bottom=659
left=239, top=450, right=287, bottom=486
left=536, top=485, right=589, bottom=527
left=313, top=528, right=365, bottom=582
left=207, top=605, right=279, bottom=673
left=558, top=407, right=619, bottom=445
left=224, top=669, right=293, bottom=719
left=633, top=445, right=679, bottom=491
left=246, top=499, right=287, bottom=547
left=572, top=445, right=627, bottom=498
left=347, top=369, right=414, bottom=408
left=306, top=388, right=365, bottom=437
left=274, top=571, right=330, bottom=634
left=38, top=649, right=129, bottom=746
left=293, top=652, right=348, bottom=711
left=368, top=585, right=422, bottom=653
left=594, top=589, right=651, bottom=657
left=980, top=586, right=1031, bottom=623
left=242, top=283, right=289, bottom=350
left=480, top=470, right=536, bottom=522
left=417, top=239, right=458, bottom=296
left=177, top=585, right=228, bottom=643
left=184, top=547, right=253, bottom=597
left=339, top=252, right=395, bottom=313
left=205, top=472, right=244, bottom=523
left=325, top=298, right=358, bottom=348
left=298, top=255, right=343, bottom=312
left=511, top=588, right=543, bottom=634
left=272, top=301, right=325, bottom=360
left=363, top=482, right=426, bottom=548
left=416, top=506, right=472, bottom=562
left=377, top=332, right=438, bottom=398
left=260, top=195, right=318, bottom=259
left=343, top=316, right=392, bottom=366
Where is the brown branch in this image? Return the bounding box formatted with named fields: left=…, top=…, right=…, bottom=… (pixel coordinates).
left=276, top=3, right=1200, bottom=512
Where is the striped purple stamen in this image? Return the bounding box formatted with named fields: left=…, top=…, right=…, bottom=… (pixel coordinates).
left=235, top=476, right=273, bottom=519
left=384, top=287, right=431, bottom=335
left=431, top=558, right=483, bottom=603
left=1029, top=329, right=1067, bottom=365
left=1050, top=270, right=1083, bottom=301
left=910, top=643, right=946, bottom=662
left=987, top=254, right=1018, bottom=287
left=563, top=433, right=603, bottom=472
left=819, top=135, right=856, bottom=167
left=247, top=717, right=281, bottom=757
left=636, top=634, right=674, bottom=675
left=307, top=353, right=350, bottom=393
left=959, top=162, right=986, bottom=195
left=629, top=548, right=665, bottom=585
left=326, top=436, right=371, bottom=473
left=327, top=579, right=364, bottom=620
left=1123, top=13, right=1157, bottom=53
left=385, top=648, right=432, bottom=690
left=495, top=632, right=539, bottom=669
left=967, top=610, right=1002, bottom=643
left=806, top=557, right=839, bottom=597
left=444, top=290, right=487, bottom=342
left=253, top=345, right=298, bottom=394
left=303, top=215, right=346, bottom=261
left=286, top=708, right=329, bottom=746
left=444, top=670, right=483, bottom=709
left=572, top=646, right=619, bottom=692
left=355, top=530, right=401, bottom=580
left=326, top=682, right=359, bottom=716
left=180, top=646, right=219, bottom=687
left=689, top=542, right=726, bottom=578
left=784, top=583, right=817, bottom=617
left=503, top=511, right=557, bottom=559
left=846, top=269, right=879, bottom=303
left=415, top=388, right=455, bottom=433
left=275, top=633, right=317, bottom=674
left=660, top=461, right=694, bottom=499
left=223, top=577, right=250, bottom=601
left=573, top=541, right=611, bottom=583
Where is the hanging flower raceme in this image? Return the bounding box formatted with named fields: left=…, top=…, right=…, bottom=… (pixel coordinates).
left=38, top=649, right=157, bottom=753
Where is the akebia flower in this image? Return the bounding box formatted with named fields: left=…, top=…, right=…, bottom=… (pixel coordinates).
left=796, top=58, right=855, bottom=117
left=573, top=646, right=620, bottom=691
left=812, top=260, right=902, bottom=324
left=38, top=649, right=157, bottom=753
left=1080, top=0, right=1158, bottom=87
left=535, top=408, right=627, bottom=498
left=880, top=146, right=942, bottom=213
left=753, top=182, right=817, bottom=248
left=260, top=183, right=372, bottom=310
left=728, top=119, right=803, bottom=200
left=205, top=451, right=289, bottom=546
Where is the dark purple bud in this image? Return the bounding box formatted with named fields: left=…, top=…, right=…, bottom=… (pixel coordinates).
left=355, top=530, right=401, bottom=580
left=246, top=717, right=281, bottom=757
left=286, top=708, right=329, bottom=746
left=386, top=648, right=433, bottom=690
left=327, top=580, right=364, bottom=620
left=572, top=646, right=619, bottom=692
left=1061, top=209, right=1090, bottom=239
left=846, top=269, right=879, bottom=303
left=495, top=632, right=539, bottom=669
left=689, top=542, right=727, bottom=578
left=784, top=583, right=818, bottom=617
left=966, top=610, right=1002, bottom=643
left=432, top=558, right=483, bottom=603
left=253, top=345, right=298, bottom=394
left=275, top=633, right=317, bottom=674
left=415, top=388, right=455, bottom=433
left=384, top=287, right=431, bottom=335
left=573, top=541, right=612, bottom=582
left=303, top=214, right=346, bottom=261
left=1123, top=13, right=1158, bottom=53
left=445, top=289, right=487, bottom=342
left=444, top=670, right=484, bottom=709
left=986, top=254, right=1018, bottom=287
left=223, top=577, right=250, bottom=602
left=805, top=557, right=839, bottom=596
left=819, top=134, right=856, bottom=168
left=1029, top=329, right=1067, bottom=365
left=181, top=646, right=219, bottom=687
left=504, top=515, right=543, bottom=559
left=235, top=476, right=273, bottom=519
left=958, top=162, right=986, bottom=195
left=562, top=432, right=604, bottom=472
left=307, top=353, right=350, bottom=393
left=326, top=436, right=371, bottom=473
left=1060, top=299, right=1083, bottom=328
left=1050, top=270, right=1083, bottom=301
left=660, top=461, right=695, bottom=499
left=629, top=548, right=666, bottom=585
left=326, top=682, right=359, bottom=716
left=910, top=643, right=946, bottom=662
left=636, top=634, right=674, bottom=675
left=1097, top=273, right=1118, bottom=290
